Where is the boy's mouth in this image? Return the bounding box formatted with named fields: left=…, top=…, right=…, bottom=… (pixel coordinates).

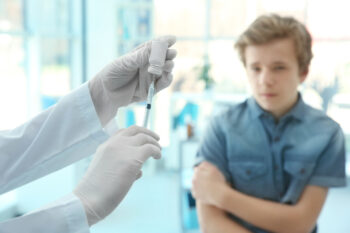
left=261, top=93, right=277, bottom=98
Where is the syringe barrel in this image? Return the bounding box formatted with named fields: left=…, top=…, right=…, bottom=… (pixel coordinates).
left=146, top=81, right=155, bottom=104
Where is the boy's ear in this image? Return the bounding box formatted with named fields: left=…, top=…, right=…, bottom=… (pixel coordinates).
left=299, top=68, right=309, bottom=83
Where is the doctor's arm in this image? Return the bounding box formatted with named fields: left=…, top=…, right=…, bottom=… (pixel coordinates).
left=0, top=82, right=107, bottom=194
left=0, top=194, right=89, bottom=233
left=192, top=162, right=328, bottom=233
left=0, top=35, right=176, bottom=195
left=0, top=125, right=162, bottom=232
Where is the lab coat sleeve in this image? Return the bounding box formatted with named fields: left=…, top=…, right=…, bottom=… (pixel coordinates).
left=0, top=194, right=90, bottom=233
left=0, top=82, right=109, bottom=194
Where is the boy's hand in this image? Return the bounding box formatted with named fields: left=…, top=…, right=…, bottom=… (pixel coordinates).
left=191, top=161, right=228, bottom=207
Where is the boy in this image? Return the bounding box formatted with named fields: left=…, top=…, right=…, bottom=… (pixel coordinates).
left=191, top=14, right=346, bottom=233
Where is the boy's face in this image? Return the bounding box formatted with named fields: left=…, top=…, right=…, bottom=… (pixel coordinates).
left=244, top=38, right=307, bottom=119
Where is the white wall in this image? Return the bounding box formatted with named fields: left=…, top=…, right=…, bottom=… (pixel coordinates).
left=86, top=0, right=119, bottom=80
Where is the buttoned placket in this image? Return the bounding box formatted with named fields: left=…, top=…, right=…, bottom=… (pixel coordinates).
left=272, top=121, right=284, bottom=198
left=259, top=114, right=280, bottom=199
left=274, top=115, right=296, bottom=198
left=261, top=113, right=290, bottom=199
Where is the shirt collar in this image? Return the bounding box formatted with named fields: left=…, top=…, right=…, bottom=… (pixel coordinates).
left=281, top=93, right=306, bottom=122
left=247, top=97, right=265, bottom=119
left=248, top=93, right=306, bottom=122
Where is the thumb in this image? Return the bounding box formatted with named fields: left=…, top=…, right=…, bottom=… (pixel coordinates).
left=135, top=170, right=143, bottom=180
left=157, top=35, right=177, bottom=47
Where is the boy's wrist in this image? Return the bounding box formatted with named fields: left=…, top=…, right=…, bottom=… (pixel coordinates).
left=216, top=184, right=232, bottom=209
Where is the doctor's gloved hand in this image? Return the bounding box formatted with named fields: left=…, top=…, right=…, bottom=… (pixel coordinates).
left=89, top=35, right=177, bottom=126
left=73, top=125, right=161, bottom=226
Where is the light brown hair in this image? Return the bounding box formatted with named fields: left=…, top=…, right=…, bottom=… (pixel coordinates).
left=235, top=14, right=313, bottom=74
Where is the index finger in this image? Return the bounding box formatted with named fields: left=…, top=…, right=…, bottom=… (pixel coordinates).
left=119, top=125, right=160, bottom=141
left=166, top=49, right=177, bottom=60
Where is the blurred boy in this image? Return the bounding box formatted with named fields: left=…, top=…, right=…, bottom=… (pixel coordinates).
left=192, top=14, right=346, bottom=233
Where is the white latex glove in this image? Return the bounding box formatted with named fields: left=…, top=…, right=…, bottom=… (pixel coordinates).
left=89, top=35, right=177, bottom=126
left=73, top=125, right=161, bottom=226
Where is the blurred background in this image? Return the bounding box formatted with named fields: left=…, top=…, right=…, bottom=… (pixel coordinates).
left=0, top=0, right=349, bottom=232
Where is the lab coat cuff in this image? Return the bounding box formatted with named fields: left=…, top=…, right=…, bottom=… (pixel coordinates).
left=103, top=118, right=119, bottom=136
left=62, top=193, right=91, bottom=233
left=74, top=83, right=109, bottom=143
left=45, top=193, right=90, bottom=233
left=25, top=193, right=90, bottom=233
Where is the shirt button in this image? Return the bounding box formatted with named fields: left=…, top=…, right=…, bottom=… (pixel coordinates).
left=300, top=168, right=305, bottom=174
left=246, top=170, right=251, bottom=175
left=274, top=165, right=278, bottom=171
left=274, top=136, right=280, bottom=142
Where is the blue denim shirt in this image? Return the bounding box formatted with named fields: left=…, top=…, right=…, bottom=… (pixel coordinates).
left=196, top=95, right=346, bottom=233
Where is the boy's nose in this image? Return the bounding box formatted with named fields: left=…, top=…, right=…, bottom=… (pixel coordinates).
left=259, top=70, right=275, bottom=86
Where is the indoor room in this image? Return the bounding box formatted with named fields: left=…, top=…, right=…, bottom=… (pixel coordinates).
left=0, top=0, right=349, bottom=232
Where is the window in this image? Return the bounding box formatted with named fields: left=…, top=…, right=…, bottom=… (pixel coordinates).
left=0, top=0, right=82, bottom=130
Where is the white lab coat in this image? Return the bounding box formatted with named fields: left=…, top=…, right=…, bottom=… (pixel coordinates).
left=0, top=83, right=109, bottom=233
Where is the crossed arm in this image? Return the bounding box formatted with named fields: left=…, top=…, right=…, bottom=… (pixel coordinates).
left=197, top=203, right=252, bottom=233
left=192, top=161, right=328, bottom=233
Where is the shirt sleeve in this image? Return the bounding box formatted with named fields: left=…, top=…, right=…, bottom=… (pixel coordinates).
left=195, top=115, right=231, bottom=181
left=0, top=83, right=109, bottom=194
left=0, top=194, right=90, bottom=233
left=309, top=125, right=347, bottom=187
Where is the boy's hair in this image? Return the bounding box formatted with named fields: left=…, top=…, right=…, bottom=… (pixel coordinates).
left=235, top=14, right=313, bottom=74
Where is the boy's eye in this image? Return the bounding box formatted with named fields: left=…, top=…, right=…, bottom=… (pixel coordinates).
left=251, top=67, right=261, bottom=72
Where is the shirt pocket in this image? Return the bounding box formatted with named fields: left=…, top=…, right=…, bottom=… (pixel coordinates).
left=229, top=160, right=267, bottom=197
left=284, top=160, right=315, bottom=180
left=282, top=160, right=316, bottom=203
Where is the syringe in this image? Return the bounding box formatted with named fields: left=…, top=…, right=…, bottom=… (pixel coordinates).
left=143, top=78, right=155, bottom=128
left=142, top=39, right=168, bottom=128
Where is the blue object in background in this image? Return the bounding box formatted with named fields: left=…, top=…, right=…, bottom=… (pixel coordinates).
left=182, top=190, right=199, bottom=230
left=126, top=108, right=136, bottom=127
left=173, top=102, right=199, bottom=129
left=41, top=95, right=60, bottom=109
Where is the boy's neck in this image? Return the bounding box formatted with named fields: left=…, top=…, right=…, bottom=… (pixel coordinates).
left=269, top=94, right=300, bottom=121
